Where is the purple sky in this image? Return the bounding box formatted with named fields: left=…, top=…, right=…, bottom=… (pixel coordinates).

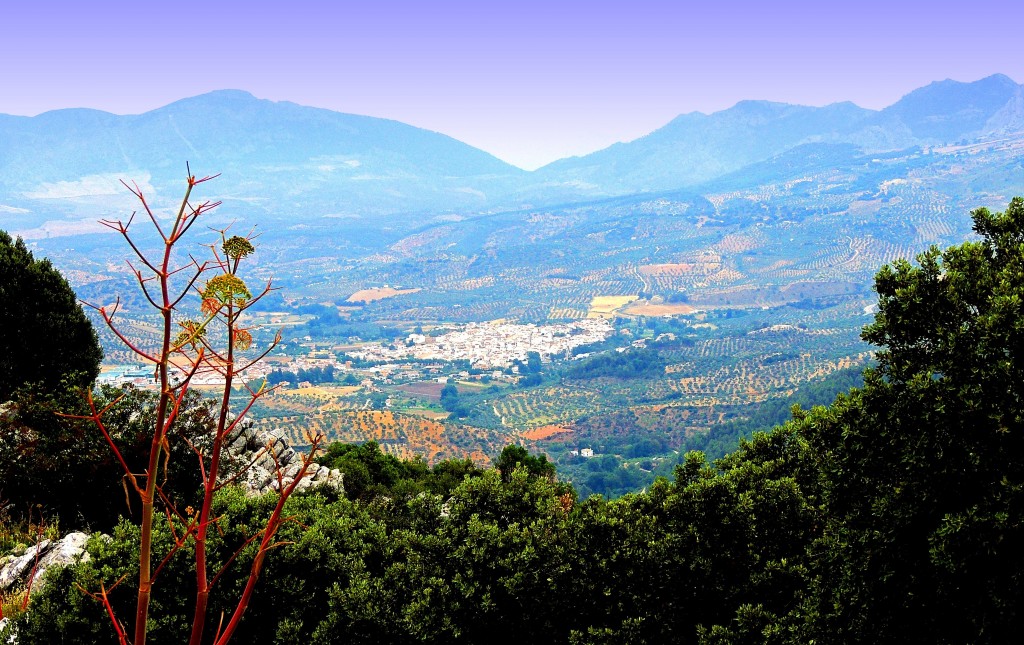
left=3, top=0, right=1022, bottom=169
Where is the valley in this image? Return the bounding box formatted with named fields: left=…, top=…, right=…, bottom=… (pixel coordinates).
left=6, top=75, right=1024, bottom=496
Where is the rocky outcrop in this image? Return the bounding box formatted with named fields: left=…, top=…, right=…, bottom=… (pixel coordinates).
left=0, top=534, right=90, bottom=642
left=0, top=532, right=90, bottom=596
left=223, top=421, right=343, bottom=496
left=0, top=420, right=340, bottom=627
left=0, top=405, right=340, bottom=642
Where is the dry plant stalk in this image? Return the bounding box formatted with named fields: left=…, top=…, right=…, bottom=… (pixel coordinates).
left=67, top=168, right=323, bottom=645
left=20, top=514, right=45, bottom=611
left=0, top=507, right=47, bottom=621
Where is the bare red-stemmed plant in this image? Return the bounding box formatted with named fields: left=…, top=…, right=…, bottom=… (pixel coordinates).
left=20, top=513, right=45, bottom=612
left=65, top=168, right=323, bottom=645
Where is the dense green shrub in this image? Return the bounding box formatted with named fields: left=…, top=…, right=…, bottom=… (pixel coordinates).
left=0, top=386, right=212, bottom=529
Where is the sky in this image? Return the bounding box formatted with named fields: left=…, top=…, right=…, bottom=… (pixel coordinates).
left=3, top=0, right=1023, bottom=170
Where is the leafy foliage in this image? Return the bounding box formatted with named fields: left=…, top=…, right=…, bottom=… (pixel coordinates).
left=494, top=444, right=556, bottom=482
left=0, top=230, right=102, bottom=400
left=0, top=385, right=213, bottom=529
left=6, top=437, right=811, bottom=644
left=317, top=440, right=484, bottom=501
left=439, top=381, right=470, bottom=418
left=792, top=197, right=1024, bottom=643
left=564, top=347, right=666, bottom=380
left=7, top=198, right=1024, bottom=643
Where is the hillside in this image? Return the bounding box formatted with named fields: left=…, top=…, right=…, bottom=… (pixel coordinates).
left=4, top=75, right=1024, bottom=242
left=0, top=90, right=525, bottom=229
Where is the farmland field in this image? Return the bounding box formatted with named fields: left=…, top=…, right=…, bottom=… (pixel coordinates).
left=258, top=409, right=508, bottom=464
left=521, top=425, right=572, bottom=440
left=622, top=302, right=696, bottom=316
left=395, top=381, right=446, bottom=400
left=587, top=295, right=638, bottom=318
left=278, top=385, right=361, bottom=398
left=346, top=286, right=422, bottom=303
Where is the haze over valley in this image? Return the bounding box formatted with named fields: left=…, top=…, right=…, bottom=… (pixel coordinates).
left=3, top=74, right=1023, bottom=494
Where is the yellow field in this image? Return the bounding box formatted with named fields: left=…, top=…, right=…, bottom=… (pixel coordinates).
left=278, top=385, right=361, bottom=397
left=587, top=295, right=638, bottom=318
left=346, top=287, right=421, bottom=303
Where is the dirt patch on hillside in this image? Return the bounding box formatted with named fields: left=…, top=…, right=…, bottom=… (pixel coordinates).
left=395, top=381, right=447, bottom=401
left=522, top=425, right=573, bottom=440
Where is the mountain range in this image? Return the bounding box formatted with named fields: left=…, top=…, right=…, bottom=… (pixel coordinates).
left=1, top=74, right=1023, bottom=237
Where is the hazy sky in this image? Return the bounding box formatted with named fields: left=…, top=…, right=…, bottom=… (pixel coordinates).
left=3, top=0, right=1021, bottom=169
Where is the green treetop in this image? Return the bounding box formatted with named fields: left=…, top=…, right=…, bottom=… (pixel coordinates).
left=0, top=231, right=101, bottom=400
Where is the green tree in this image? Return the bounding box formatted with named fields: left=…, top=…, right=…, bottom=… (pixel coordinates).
left=394, top=466, right=572, bottom=643
left=440, top=381, right=470, bottom=417
left=526, top=351, right=543, bottom=374
left=494, top=444, right=556, bottom=482
left=319, top=440, right=411, bottom=500
left=440, top=382, right=459, bottom=410
left=795, top=197, right=1024, bottom=643
left=0, top=231, right=102, bottom=400
left=0, top=385, right=213, bottom=529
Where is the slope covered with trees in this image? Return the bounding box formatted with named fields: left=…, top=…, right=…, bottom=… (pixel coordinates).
left=5, top=197, right=1024, bottom=643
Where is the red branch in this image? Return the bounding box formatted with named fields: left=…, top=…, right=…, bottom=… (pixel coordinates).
left=80, top=168, right=312, bottom=645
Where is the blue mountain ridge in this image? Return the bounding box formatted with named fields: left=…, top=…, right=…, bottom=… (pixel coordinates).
left=1, top=75, right=1022, bottom=226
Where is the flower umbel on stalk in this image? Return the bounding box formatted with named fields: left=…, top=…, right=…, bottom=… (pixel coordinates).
left=66, top=168, right=323, bottom=645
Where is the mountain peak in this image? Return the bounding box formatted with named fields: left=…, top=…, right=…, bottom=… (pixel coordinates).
left=978, top=72, right=1018, bottom=86
left=730, top=99, right=793, bottom=111
left=160, top=89, right=262, bottom=111
left=0, top=89, right=524, bottom=219
left=882, top=74, right=1021, bottom=141
left=201, top=89, right=258, bottom=99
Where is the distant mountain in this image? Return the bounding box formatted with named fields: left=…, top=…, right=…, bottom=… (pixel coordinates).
left=874, top=73, right=1021, bottom=141
left=2, top=76, right=1023, bottom=238
left=0, top=90, right=525, bottom=226
left=530, top=100, right=874, bottom=195
left=528, top=74, right=1024, bottom=198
